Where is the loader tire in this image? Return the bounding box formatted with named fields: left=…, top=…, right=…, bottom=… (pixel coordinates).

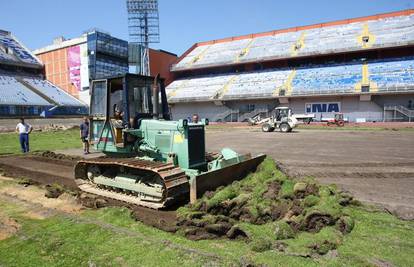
left=279, top=123, right=291, bottom=133
left=262, top=123, right=274, bottom=132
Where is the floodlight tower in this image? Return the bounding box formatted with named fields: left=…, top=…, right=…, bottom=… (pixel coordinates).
left=126, top=0, right=160, bottom=76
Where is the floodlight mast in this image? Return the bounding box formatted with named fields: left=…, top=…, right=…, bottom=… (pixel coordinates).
left=126, top=0, right=160, bottom=76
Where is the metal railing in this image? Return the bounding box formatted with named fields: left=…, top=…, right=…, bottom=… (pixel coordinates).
left=212, top=109, right=239, bottom=122
left=238, top=108, right=269, bottom=122
left=384, top=105, right=414, bottom=122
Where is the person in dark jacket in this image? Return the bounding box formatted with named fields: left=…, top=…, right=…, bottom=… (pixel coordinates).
left=80, top=117, right=90, bottom=155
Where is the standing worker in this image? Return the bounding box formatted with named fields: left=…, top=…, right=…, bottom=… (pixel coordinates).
left=15, top=118, right=32, bottom=153
left=80, top=117, right=90, bottom=155
left=191, top=114, right=199, bottom=124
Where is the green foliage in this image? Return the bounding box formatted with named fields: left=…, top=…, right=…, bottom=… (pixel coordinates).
left=0, top=194, right=414, bottom=266
left=311, top=240, right=337, bottom=255
left=17, top=177, right=34, bottom=186
left=279, top=179, right=295, bottom=199
left=318, top=184, right=337, bottom=198
left=249, top=238, right=272, bottom=252
left=206, top=186, right=238, bottom=210
left=310, top=191, right=342, bottom=219
left=293, top=182, right=307, bottom=193
left=336, top=215, right=355, bottom=234
left=0, top=129, right=82, bottom=155
left=303, top=195, right=320, bottom=207
left=283, top=226, right=343, bottom=256
left=274, top=220, right=295, bottom=240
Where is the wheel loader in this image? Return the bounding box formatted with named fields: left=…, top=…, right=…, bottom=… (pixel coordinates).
left=260, top=107, right=298, bottom=133
left=74, top=74, right=265, bottom=209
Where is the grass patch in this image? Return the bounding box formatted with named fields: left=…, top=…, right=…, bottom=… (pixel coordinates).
left=0, top=129, right=81, bottom=155
left=0, top=197, right=413, bottom=266
left=0, top=162, right=413, bottom=266
left=177, top=158, right=359, bottom=257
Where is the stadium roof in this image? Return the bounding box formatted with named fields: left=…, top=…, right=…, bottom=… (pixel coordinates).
left=0, top=30, right=43, bottom=69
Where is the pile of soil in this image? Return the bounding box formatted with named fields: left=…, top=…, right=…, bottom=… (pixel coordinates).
left=44, top=183, right=65, bottom=198
left=36, top=151, right=81, bottom=161
left=78, top=192, right=179, bottom=232
left=176, top=158, right=356, bottom=253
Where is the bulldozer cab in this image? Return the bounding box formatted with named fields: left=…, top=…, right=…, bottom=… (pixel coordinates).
left=89, top=74, right=169, bottom=149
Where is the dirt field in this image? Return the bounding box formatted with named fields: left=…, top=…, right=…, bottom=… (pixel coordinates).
left=207, top=128, right=414, bottom=220
left=0, top=128, right=413, bottom=221
left=0, top=155, right=178, bottom=230
left=0, top=118, right=82, bottom=132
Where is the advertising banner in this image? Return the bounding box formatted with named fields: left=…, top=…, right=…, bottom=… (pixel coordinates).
left=67, top=45, right=81, bottom=91
left=80, top=43, right=89, bottom=90
left=305, top=102, right=341, bottom=113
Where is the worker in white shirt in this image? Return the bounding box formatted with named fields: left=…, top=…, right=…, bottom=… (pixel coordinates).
left=15, top=118, right=33, bottom=153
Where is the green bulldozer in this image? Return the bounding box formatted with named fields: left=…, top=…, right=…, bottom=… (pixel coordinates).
left=74, top=74, right=265, bottom=209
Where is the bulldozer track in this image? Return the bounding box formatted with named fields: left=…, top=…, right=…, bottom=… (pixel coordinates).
left=74, top=158, right=190, bottom=209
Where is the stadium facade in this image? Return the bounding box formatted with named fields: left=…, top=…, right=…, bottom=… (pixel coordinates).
left=0, top=30, right=87, bottom=117
left=34, top=31, right=177, bottom=105
left=166, top=9, right=414, bottom=122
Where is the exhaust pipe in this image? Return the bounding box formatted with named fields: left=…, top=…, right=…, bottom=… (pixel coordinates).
left=152, top=74, right=160, bottom=120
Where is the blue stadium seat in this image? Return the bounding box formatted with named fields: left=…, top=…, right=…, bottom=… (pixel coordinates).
left=370, top=58, right=414, bottom=91
left=173, top=14, right=414, bottom=71
left=23, top=78, right=86, bottom=106
left=0, top=75, right=50, bottom=105
left=291, top=63, right=362, bottom=95
left=0, top=32, right=40, bottom=65
left=166, top=57, right=414, bottom=102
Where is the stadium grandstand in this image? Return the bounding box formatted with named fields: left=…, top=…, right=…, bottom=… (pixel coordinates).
left=166, top=9, right=414, bottom=122
left=0, top=30, right=87, bottom=117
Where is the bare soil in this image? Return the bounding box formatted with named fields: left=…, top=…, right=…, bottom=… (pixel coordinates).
left=0, top=156, right=178, bottom=230
left=206, top=129, right=414, bottom=220
left=0, top=155, right=76, bottom=189
left=0, top=211, right=20, bottom=240
left=0, top=184, right=82, bottom=215
left=0, top=128, right=413, bottom=222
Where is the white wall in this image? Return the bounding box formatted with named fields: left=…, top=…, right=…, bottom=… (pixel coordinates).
left=169, top=102, right=229, bottom=121
left=288, top=96, right=384, bottom=122
left=169, top=94, right=414, bottom=123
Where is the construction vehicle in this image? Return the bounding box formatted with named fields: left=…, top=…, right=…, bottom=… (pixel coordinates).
left=74, top=74, right=265, bottom=209
left=293, top=113, right=315, bottom=124
left=253, top=107, right=298, bottom=132
left=249, top=110, right=314, bottom=126
left=326, top=113, right=345, bottom=127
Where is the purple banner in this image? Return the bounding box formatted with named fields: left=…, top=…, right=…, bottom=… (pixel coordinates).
left=67, top=46, right=81, bottom=91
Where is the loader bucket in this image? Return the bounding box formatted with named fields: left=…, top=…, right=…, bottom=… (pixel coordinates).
left=189, top=154, right=266, bottom=203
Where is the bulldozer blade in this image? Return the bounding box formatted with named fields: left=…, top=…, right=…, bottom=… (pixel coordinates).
left=190, top=154, right=266, bottom=203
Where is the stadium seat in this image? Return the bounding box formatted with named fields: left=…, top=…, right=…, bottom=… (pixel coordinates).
left=167, top=74, right=233, bottom=102
left=0, top=33, right=40, bottom=65
left=173, top=14, right=414, bottom=71
left=0, top=75, right=50, bottom=105
left=23, top=78, right=86, bottom=106
left=166, top=57, right=414, bottom=102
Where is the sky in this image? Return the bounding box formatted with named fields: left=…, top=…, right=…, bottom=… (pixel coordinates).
left=2, top=0, right=413, bottom=56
